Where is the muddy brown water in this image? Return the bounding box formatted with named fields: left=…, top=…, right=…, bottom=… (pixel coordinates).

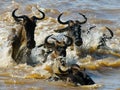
left=0, top=0, right=120, bottom=90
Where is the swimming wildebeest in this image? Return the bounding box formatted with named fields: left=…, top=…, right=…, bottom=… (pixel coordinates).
left=11, top=8, right=45, bottom=64
left=12, top=8, right=45, bottom=49
left=97, top=27, right=114, bottom=49
left=54, top=64, right=95, bottom=85
left=37, top=34, right=73, bottom=63
left=54, top=12, right=96, bottom=57
left=54, top=12, right=88, bottom=46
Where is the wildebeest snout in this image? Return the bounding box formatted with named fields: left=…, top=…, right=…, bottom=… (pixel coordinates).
left=27, top=40, right=36, bottom=49
left=75, top=37, right=83, bottom=46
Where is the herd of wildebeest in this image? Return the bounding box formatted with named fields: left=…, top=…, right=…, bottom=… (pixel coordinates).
left=10, top=8, right=114, bottom=86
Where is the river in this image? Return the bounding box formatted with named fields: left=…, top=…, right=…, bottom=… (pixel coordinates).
left=0, top=0, right=120, bottom=90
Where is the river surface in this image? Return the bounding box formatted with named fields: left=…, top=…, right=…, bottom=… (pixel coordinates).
left=0, top=0, right=120, bottom=90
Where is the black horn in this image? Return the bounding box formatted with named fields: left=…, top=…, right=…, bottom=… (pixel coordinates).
left=32, top=9, right=45, bottom=20
left=78, top=13, right=87, bottom=24
left=45, top=34, right=55, bottom=48
left=58, top=66, right=69, bottom=74
left=105, top=27, right=114, bottom=39
left=89, top=26, right=96, bottom=30
left=51, top=37, right=60, bottom=44
left=58, top=13, right=70, bottom=25
left=87, top=26, right=96, bottom=34
left=12, top=8, right=23, bottom=22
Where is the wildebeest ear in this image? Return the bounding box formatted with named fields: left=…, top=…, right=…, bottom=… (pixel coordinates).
left=68, top=20, right=74, bottom=27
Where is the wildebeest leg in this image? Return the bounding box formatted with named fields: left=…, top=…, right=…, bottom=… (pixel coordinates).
left=10, top=27, right=24, bottom=63
left=11, top=35, right=21, bottom=62
left=15, top=47, right=28, bottom=64
left=25, top=48, right=37, bottom=66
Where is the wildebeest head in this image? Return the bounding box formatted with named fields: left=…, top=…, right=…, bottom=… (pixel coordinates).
left=97, top=27, right=114, bottom=49
left=44, top=34, right=73, bottom=57
left=12, top=8, right=45, bottom=49
left=55, top=13, right=87, bottom=46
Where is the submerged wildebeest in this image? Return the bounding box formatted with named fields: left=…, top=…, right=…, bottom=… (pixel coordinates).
left=11, top=8, right=45, bottom=64
left=37, top=34, right=73, bottom=63
left=53, top=64, right=95, bottom=85
left=97, top=27, right=114, bottom=49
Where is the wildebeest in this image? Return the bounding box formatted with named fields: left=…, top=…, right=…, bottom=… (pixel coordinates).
left=11, top=8, right=45, bottom=64
left=54, top=12, right=88, bottom=46
left=37, top=34, right=73, bottom=63
left=54, top=13, right=97, bottom=58
left=55, top=64, right=95, bottom=85
left=12, top=8, right=45, bottom=49
left=97, top=27, right=114, bottom=49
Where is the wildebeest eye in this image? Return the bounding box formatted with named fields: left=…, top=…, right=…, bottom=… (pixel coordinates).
left=56, top=46, right=61, bottom=51
left=70, top=26, right=74, bottom=30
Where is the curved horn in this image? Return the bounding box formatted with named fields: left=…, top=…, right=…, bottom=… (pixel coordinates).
left=12, top=8, right=27, bottom=21
left=33, top=9, right=45, bottom=20
left=45, top=34, right=55, bottom=48
left=64, top=35, right=73, bottom=46
left=12, top=8, right=22, bottom=22
left=12, top=8, right=18, bottom=18
left=78, top=13, right=87, bottom=24
left=87, top=26, right=96, bottom=34
left=37, top=44, right=44, bottom=48
left=58, top=66, right=69, bottom=74
left=51, top=37, right=60, bottom=44
left=89, top=26, right=96, bottom=30
left=58, top=13, right=69, bottom=24
left=71, top=64, right=81, bottom=70
left=105, top=27, right=114, bottom=39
